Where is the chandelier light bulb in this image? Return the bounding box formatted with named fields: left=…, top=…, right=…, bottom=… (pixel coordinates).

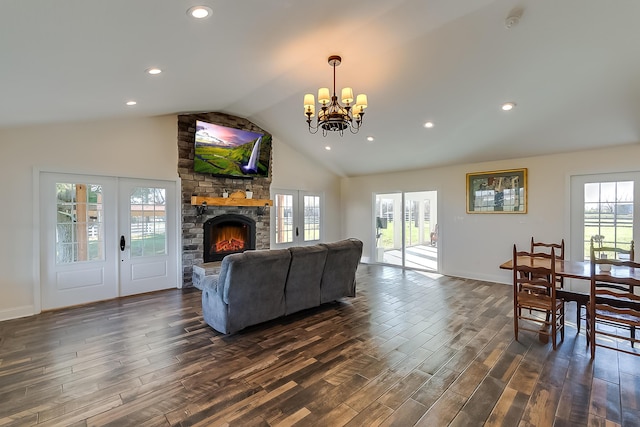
left=317, top=88, right=330, bottom=106
left=355, top=94, right=368, bottom=109
left=341, top=87, right=354, bottom=105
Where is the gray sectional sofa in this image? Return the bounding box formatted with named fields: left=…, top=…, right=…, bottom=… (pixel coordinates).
left=201, top=238, right=363, bottom=334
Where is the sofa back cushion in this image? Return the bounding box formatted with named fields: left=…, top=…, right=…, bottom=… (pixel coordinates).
left=285, top=245, right=328, bottom=315
left=221, top=248, right=291, bottom=332
left=319, top=238, right=363, bottom=303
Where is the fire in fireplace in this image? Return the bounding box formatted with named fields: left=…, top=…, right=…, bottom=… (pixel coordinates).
left=203, top=214, right=256, bottom=262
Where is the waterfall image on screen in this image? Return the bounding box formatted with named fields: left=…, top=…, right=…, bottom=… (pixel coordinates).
left=243, top=136, right=262, bottom=173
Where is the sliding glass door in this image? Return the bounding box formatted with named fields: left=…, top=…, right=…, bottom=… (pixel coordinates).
left=374, top=190, right=438, bottom=271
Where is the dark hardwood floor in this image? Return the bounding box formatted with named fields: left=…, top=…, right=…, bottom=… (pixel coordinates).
left=1, top=264, right=639, bottom=426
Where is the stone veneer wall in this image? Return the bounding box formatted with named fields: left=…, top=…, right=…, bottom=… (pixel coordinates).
left=178, top=112, right=272, bottom=287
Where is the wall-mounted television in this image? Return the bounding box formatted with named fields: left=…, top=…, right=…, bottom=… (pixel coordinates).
left=194, top=120, right=272, bottom=178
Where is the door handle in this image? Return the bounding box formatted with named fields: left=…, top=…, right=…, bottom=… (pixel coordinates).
left=296, top=227, right=299, bottom=237
left=120, top=235, right=126, bottom=251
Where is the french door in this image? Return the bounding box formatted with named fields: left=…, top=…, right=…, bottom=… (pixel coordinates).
left=118, top=178, right=178, bottom=296
left=40, top=173, right=178, bottom=310
left=374, top=190, right=438, bottom=270
left=569, top=171, right=639, bottom=290
left=271, top=189, right=323, bottom=248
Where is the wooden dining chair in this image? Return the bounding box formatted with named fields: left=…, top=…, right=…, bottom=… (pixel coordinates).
left=530, top=237, right=565, bottom=288
left=513, top=245, right=565, bottom=349
left=590, top=237, right=635, bottom=262
left=588, top=245, right=640, bottom=358
left=577, top=239, right=635, bottom=334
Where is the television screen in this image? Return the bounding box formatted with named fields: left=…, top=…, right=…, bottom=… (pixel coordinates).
left=194, top=120, right=272, bottom=178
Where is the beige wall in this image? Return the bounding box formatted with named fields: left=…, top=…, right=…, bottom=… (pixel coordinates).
left=2, top=111, right=637, bottom=321
left=0, top=115, right=341, bottom=321
left=270, top=139, right=343, bottom=243
left=341, top=144, right=640, bottom=286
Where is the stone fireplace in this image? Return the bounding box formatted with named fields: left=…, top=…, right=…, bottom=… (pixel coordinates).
left=203, top=214, right=256, bottom=262
left=177, top=112, right=272, bottom=287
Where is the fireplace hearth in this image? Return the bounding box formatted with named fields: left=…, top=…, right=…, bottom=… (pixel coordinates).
left=203, top=214, right=256, bottom=262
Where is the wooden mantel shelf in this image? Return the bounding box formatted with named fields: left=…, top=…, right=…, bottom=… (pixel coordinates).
left=191, top=195, right=273, bottom=207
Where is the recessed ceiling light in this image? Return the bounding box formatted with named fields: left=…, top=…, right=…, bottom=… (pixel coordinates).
left=187, top=6, right=212, bottom=19
left=146, top=67, right=162, bottom=75
left=424, top=121, right=434, bottom=128
left=501, top=102, right=516, bottom=111
left=125, top=101, right=137, bottom=106
left=366, top=136, right=375, bottom=142
left=325, top=146, right=331, bottom=151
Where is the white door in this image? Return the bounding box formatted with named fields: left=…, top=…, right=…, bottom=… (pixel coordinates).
left=40, top=173, right=119, bottom=310
left=569, top=172, right=639, bottom=291
left=271, top=189, right=323, bottom=248
left=41, top=173, right=178, bottom=310
left=118, top=179, right=177, bottom=296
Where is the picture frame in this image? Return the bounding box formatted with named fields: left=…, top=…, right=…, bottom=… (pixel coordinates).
left=466, top=168, right=527, bottom=213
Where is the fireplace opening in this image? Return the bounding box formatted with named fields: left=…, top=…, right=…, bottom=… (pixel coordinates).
left=203, top=214, right=256, bottom=262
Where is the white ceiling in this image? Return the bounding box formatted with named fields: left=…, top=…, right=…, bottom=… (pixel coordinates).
left=2, top=0, right=640, bottom=177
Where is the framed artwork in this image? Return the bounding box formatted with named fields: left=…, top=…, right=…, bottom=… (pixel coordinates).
left=466, top=168, right=527, bottom=213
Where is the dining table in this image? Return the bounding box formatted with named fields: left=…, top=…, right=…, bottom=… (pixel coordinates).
left=499, top=256, right=640, bottom=282
left=499, top=255, right=640, bottom=339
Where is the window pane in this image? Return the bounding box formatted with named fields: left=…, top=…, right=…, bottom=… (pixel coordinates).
left=275, top=194, right=293, bottom=244
left=582, top=181, right=634, bottom=260
left=56, top=183, right=104, bottom=264
left=303, top=195, right=320, bottom=242
left=130, top=187, right=167, bottom=257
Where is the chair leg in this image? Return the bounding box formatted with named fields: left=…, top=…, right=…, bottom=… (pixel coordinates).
left=576, top=302, right=581, bottom=333
left=560, top=304, right=565, bottom=342
left=632, top=326, right=636, bottom=348
left=590, top=312, right=596, bottom=359
left=514, top=305, right=519, bottom=341
left=551, top=309, right=557, bottom=350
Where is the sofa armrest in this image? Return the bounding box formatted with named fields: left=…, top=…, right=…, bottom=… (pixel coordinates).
left=201, top=273, right=230, bottom=334
left=201, top=274, right=220, bottom=293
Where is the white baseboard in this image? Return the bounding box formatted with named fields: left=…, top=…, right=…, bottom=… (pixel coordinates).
left=0, top=305, right=35, bottom=322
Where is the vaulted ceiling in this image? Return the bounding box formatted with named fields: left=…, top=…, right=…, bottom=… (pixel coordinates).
left=2, top=0, right=640, bottom=176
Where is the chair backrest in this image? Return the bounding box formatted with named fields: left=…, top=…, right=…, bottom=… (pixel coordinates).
left=513, top=245, right=557, bottom=298
left=589, top=244, right=640, bottom=354
left=531, top=237, right=565, bottom=260
left=590, top=237, right=635, bottom=261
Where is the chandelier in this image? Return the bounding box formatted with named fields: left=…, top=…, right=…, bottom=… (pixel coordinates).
left=304, top=55, right=368, bottom=136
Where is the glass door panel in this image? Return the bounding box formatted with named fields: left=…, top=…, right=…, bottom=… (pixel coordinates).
left=129, top=187, right=167, bottom=257
left=274, top=193, right=294, bottom=245
left=405, top=191, right=437, bottom=270
left=375, top=193, right=401, bottom=266
left=582, top=181, right=634, bottom=260
left=303, top=195, right=320, bottom=242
